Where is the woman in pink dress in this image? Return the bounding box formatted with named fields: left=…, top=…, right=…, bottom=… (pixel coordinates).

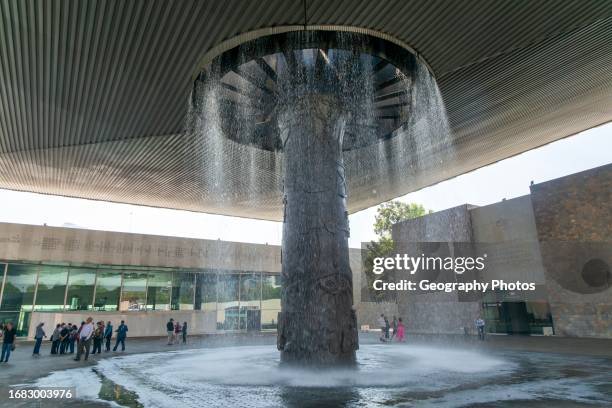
left=396, top=317, right=405, bottom=342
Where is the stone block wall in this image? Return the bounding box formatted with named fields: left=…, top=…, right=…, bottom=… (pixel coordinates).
left=392, top=205, right=481, bottom=334
left=356, top=301, right=399, bottom=330
left=530, top=164, right=612, bottom=242
left=530, top=164, right=612, bottom=338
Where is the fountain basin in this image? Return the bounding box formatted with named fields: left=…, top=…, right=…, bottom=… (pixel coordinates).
left=32, top=343, right=612, bottom=407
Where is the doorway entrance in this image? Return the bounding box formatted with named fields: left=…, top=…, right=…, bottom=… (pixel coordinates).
left=482, top=301, right=553, bottom=335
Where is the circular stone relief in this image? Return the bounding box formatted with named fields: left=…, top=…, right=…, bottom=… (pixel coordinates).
left=581, top=258, right=611, bottom=289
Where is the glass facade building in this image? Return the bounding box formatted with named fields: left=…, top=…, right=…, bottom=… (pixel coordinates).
left=0, top=261, right=281, bottom=336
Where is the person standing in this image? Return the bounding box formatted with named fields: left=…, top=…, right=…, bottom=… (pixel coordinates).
left=75, top=321, right=85, bottom=353
left=50, top=324, right=61, bottom=354
left=68, top=324, right=77, bottom=354
left=113, top=320, right=128, bottom=352
left=0, top=322, right=17, bottom=363
left=475, top=317, right=486, bottom=341
left=384, top=316, right=390, bottom=340
left=59, top=323, right=70, bottom=354
left=395, top=318, right=405, bottom=342
left=91, top=321, right=104, bottom=355
left=74, top=317, right=94, bottom=361
left=181, top=322, right=187, bottom=344
left=33, top=322, right=46, bottom=356
left=174, top=321, right=181, bottom=344
left=377, top=314, right=386, bottom=342
left=104, top=321, right=113, bottom=352
left=390, top=316, right=398, bottom=339
left=166, top=318, right=174, bottom=345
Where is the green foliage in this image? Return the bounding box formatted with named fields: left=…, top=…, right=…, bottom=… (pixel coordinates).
left=373, top=201, right=429, bottom=239
left=364, top=201, right=430, bottom=302
left=262, top=280, right=281, bottom=300
left=363, top=236, right=395, bottom=302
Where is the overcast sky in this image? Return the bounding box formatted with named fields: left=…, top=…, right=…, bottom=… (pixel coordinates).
left=0, top=122, right=610, bottom=248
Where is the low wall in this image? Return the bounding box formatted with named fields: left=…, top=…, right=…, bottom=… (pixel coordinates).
left=27, top=310, right=217, bottom=340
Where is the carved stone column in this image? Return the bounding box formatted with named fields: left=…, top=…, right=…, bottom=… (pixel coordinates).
left=276, top=94, right=358, bottom=366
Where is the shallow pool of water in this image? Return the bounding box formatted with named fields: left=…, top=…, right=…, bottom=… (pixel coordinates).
left=31, top=344, right=612, bottom=407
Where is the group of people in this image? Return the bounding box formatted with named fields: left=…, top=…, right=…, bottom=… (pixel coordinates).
left=44, top=318, right=129, bottom=361
left=0, top=318, right=129, bottom=363
left=1, top=316, right=189, bottom=365
left=166, top=319, right=187, bottom=345
left=377, top=314, right=405, bottom=342
left=1, top=315, right=193, bottom=364
left=376, top=314, right=487, bottom=342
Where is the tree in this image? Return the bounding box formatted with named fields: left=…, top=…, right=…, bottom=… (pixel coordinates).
left=373, top=201, right=430, bottom=239
left=364, top=201, right=431, bottom=302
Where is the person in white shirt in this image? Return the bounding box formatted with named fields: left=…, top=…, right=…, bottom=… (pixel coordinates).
left=74, top=317, right=95, bottom=361
left=475, top=317, right=486, bottom=341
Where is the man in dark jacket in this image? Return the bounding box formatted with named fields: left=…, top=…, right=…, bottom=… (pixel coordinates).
left=33, top=322, right=46, bottom=356
left=166, top=319, right=174, bottom=345
left=113, top=320, right=128, bottom=351
left=384, top=316, right=390, bottom=340
left=59, top=323, right=70, bottom=354
left=1, top=322, right=17, bottom=362
left=91, top=321, right=104, bottom=355
left=104, top=321, right=113, bottom=352
left=68, top=324, right=77, bottom=354
left=50, top=323, right=61, bottom=354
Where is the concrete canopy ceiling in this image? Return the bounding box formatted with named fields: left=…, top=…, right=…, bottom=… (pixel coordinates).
left=0, top=0, right=611, bottom=220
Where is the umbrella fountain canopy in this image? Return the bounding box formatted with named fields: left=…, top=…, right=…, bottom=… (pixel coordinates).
left=190, top=30, right=451, bottom=365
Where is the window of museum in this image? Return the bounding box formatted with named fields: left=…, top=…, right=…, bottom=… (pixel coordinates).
left=0, top=262, right=6, bottom=307
left=121, top=272, right=148, bottom=311
left=195, top=273, right=217, bottom=312
left=0, top=264, right=38, bottom=336
left=146, top=271, right=172, bottom=311
left=261, top=273, right=281, bottom=331
left=217, top=273, right=240, bottom=330
left=171, top=272, right=196, bottom=310
left=240, top=273, right=261, bottom=331
left=33, top=265, right=69, bottom=312
left=94, top=270, right=122, bottom=311
left=65, top=268, right=96, bottom=311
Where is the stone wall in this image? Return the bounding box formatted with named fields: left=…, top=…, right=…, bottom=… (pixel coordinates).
left=470, top=195, right=549, bottom=302
left=356, top=301, right=399, bottom=330
left=392, top=205, right=481, bottom=334
left=0, top=222, right=281, bottom=272
left=530, top=164, right=612, bottom=338
left=530, top=164, right=612, bottom=242
left=380, top=165, right=611, bottom=338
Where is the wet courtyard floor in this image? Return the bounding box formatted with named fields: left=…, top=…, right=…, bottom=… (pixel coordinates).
left=3, top=334, right=612, bottom=407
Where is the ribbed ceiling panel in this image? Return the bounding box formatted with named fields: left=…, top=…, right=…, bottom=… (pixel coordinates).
left=0, top=0, right=611, bottom=219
